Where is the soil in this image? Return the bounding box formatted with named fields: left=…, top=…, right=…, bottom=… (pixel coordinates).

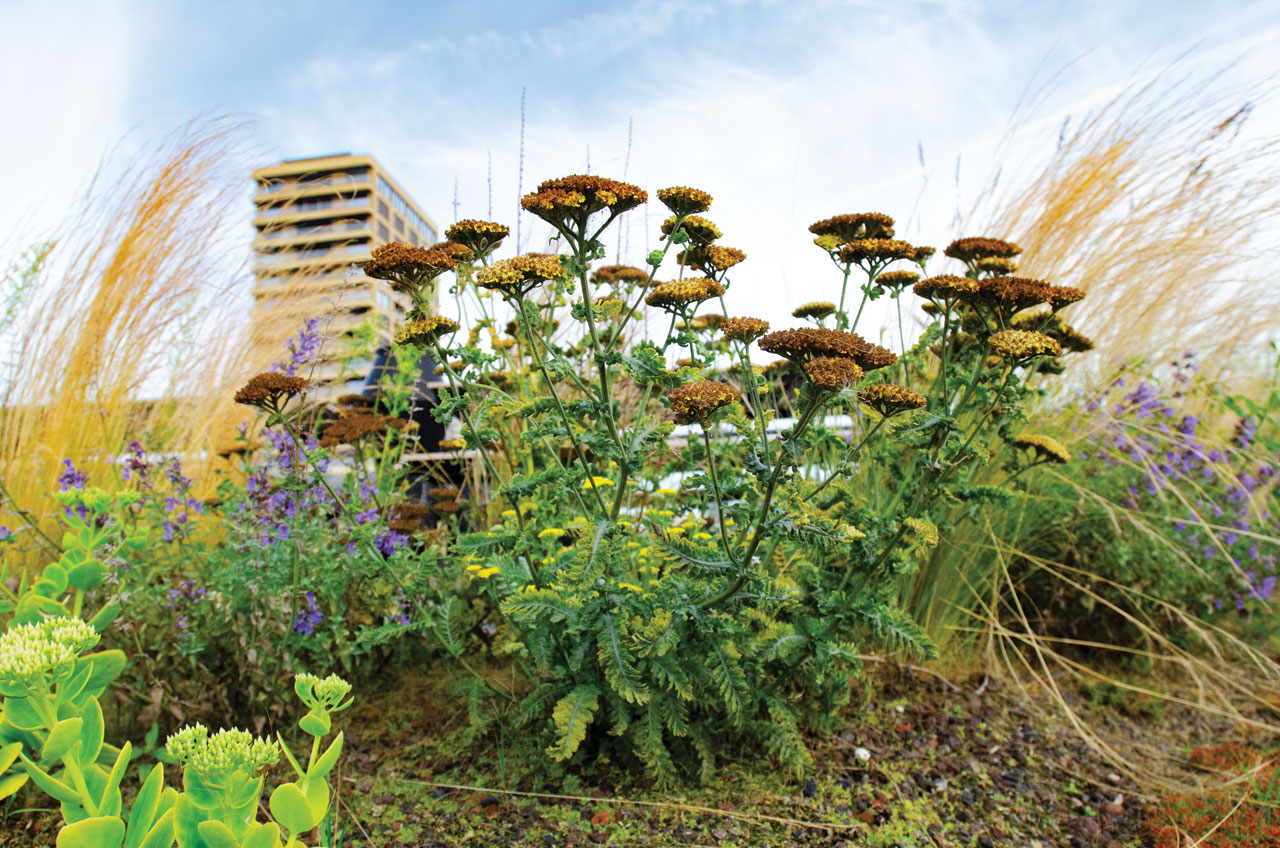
left=0, top=662, right=1264, bottom=847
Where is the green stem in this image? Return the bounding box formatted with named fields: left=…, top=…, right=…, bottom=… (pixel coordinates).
left=702, top=426, right=738, bottom=567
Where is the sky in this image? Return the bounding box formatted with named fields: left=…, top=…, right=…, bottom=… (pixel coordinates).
left=3, top=0, right=1279, bottom=347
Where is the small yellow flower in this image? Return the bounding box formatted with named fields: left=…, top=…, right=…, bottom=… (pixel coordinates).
left=477, top=567, right=500, bottom=578
left=617, top=583, right=643, bottom=593
left=501, top=509, right=517, bottom=520
left=616, top=519, right=633, bottom=528
left=538, top=528, right=566, bottom=539
left=667, top=527, right=686, bottom=536
left=465, top=564, right=482, bottom=572
left=583, top=476, right=615, bottom=489
left=656, top=488, right=679, bottom=496
left=725, top=518, right=735, bottom=526
left=626, top=541, right=641, bottom=549
left=693, top=532, right=713, bottom=541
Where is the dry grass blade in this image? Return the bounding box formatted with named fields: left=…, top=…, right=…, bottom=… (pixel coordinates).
left=972, top=63, right=1280, bottom=388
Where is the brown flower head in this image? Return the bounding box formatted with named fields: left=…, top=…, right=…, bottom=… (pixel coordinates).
left=913, top=274, right=979, bottom=300
left=974, top=256, right=1017, bottom=275
left=804, top=356, right=864, bottom=391
left=687, top=313, right=726, bottom=332
left=876, top=270, right=920, bottom=291
left=521, top=175, right=647, bottom=226
left=720, top=316, right=770, bottom=343
left=365, top=242, right=470, bottom=295
left=666, top=381, right=739, bottom=426
left=592, top=264, right=650, bottom=286
left=396, top=315, right=460, bottom=348
left=859, top=384, right=927, bottom=417
left=988, top=329, right=1062, bottom=360
left=645, top=278, right=725, bottom=311
left=335, top=393, right=376, bottom=410
left=437, top=438, right=466, bottom=451
left=657, top=186, right=713, bottom=216
left=677, top=245, right=746, bottom=276
left=234, top=372, right=309, bottom=410
left=660, top=215, right=722, bottom=246
left=1012, top=433, right=1071, bottom=464
left=1010, top=312, right=1094, bottom=353
left=428, top=487, right=460, bottom=500
left=944, top=237, right=1022, bottom=265
left=445, top=219, right=509, bottom=257
left=838, top=238, right=917, bottom=266
left=318, top=414, right=407, bottom=448
left=758, top=327, right=898, bottom=371
left=912, top=246, right=936, bottom=264
left=433, top=360, right=466, bottom=376
left=431, top=500, right=463, bottom=514
left=1047, top=285, right=1086, bottom=310
left=792, top=301, right=837, bottom=321
left=809, top=213, right=895, bottom=242
left=974, top=276, right=1053, bottom=315
left=476, top=253, right=566, bottom=295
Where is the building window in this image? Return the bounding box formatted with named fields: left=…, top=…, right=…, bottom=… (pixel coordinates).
left=377, top=200, right=389, bottom=218
left=377, top=291, right=390, bottom=308
left=394, top=216, right=405, bottom=233
left=408, top=229, right=419, bottom=245
left=377, top=222, right=389, bottom=241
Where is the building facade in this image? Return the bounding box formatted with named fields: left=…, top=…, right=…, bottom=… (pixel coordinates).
left=250, top=153, right=439, bottom=396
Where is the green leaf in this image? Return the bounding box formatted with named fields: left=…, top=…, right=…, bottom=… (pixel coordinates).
left=239, top=822, right=280, bottom=848
left=41, top=717, right=85, bottom=762
left=55, top=816, right=125, bottom=848
left=275, top=735, right=305, bottom=780
left=137, top=809, right=176, bottom=848
left=3, top=696, right=45, bottom=730
left=88, top=602, right=122, bottom=633
left=501, top=589, right=577, bottom=622
left=172, top=796, right=206, bottom=848
left=269, top=781, right=321, bottom=834
left=66, top=559, right=106, bottom=591
left=298, top=713, right=329, bottom=737
left=195, top=820, right=241, bottom=848
left=308, top=732, right=343, bottom=779
left=124, top=763, right=165, bottom=848
left=20, top=754, right=82, bottom=803
left=623, top=342, right=682, bottom=388
left=0, top=741, right=23, bottom=773
left=0, top=771, right=28, bottom=800
left=99, top=742, right=132, bottom=817
left=597, top=614, right=649, bottom=705
left=544, top=685, right=600, bottom=762
left=82, top=650, right=127, bottom=698
left=79, top=696, right=105, bottom=765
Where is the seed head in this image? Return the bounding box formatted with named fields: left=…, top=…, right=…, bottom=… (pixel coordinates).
left=445, top=219, right=509, bottom=257
left=365, top=242, right=470, bottom=294
left=521, top=175, right=647, bottom=226
left=235, top=373, right=309, bottom=410
left=858, top=384, right=927, bottom=417
left=720, top=316, right=770, bottom=343
left=1047, top=285, right=1086, bottom=310
left=876, top=270, right=919, bottom=290
left=666, top=381, right=739, bottom=426
left=592, top=264, right=650, bottom=286
left=944, top=237, right=1022, bottom=264
left=660, top=215, right=722, bottom=246
left=476, top=253, right=566, bottom=295
left=988, top=330, right=1062, bottom=360
left=657, top=186, right=713, bottom=216
left=395, top=316, right=460, bottom=348
left=809, top=213, right=895, bottom=242
left=912, top=274, right=978, bottom=300
left=678, top=245, right=746, bottom=274
left=645, top=278, right=725, bottom=311
left=319, top=414, right=407, bottom=447
left=804, top=357, right=864, bottom=391
left=975, top=276, right=1053, bottom=314
left=1012, top=433, right=1071, bottom=464
left=758, top=327, right=897, bottom=371
left=838, top=239, right=916, bottom=266
left=792, top=301, right=837, bottom=321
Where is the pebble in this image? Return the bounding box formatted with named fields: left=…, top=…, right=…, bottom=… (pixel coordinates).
left=802, top=779, right=818, bottom=797
left=854, top=746, right=871, bottom=761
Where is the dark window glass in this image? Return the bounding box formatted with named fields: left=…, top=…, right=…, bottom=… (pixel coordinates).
left=377, top=223, right=389, bottom=241
left=394, top=216, right=405, bottom=232
left=377, top=200, right=389, bottom=218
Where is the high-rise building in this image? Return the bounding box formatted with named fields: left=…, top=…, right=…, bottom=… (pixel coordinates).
left=250, top=153, right=439, bottom=396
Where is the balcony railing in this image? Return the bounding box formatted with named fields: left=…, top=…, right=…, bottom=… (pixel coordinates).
left=257, top=219, right=369, bottom=240
left=256, top=196, right=370, bottom=218
left=257, top=173, right=371, bottom=196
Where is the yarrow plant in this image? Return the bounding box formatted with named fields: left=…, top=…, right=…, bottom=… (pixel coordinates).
left=355, top=170, right=1093, bottom=783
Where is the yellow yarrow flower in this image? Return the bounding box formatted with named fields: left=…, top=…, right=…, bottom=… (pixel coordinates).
left=617, top=583, right=643, bottom=593
left=477, top=567, right=500, bottom=578
left=583, top=476, right=615, bottom=489
left=538, top=528, right=566, bottom=539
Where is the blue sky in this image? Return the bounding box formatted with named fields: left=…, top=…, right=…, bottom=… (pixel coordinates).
left=3, top=0, right=1279, bottom=341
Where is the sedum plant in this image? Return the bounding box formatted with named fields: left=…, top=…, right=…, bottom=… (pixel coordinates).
left=362, top=175, right=1090, bottom=782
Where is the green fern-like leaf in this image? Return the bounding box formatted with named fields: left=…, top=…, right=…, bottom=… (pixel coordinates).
left=598, top=614, right=650, bottom=705
left=502, top=588, right=579, bottom=623
left=648, top=654, right=694, bottom=700
left=545, top=685, right=600, bottom=762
